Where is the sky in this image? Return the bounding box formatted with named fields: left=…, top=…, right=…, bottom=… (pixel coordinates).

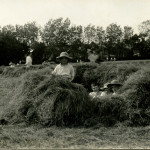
left=0, top=0, right=150, bottom=33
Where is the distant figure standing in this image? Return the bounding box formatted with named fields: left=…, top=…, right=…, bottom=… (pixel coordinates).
left=25, top=52, right=32, bottom=68
left=9, top=62, right=15, bottom=68
left=52, top=52, right=75, bottom=81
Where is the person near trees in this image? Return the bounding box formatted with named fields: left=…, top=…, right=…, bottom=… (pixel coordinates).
left=52, top=52, right=75, bottom=81
left=25, top=49, right=33, bottom=68
left=9, top=62, right=15, bottom=68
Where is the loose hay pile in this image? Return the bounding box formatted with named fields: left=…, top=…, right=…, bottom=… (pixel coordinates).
left=1, top=65, right=52, bottom=77
left=1, top=70, right=93, bottom=126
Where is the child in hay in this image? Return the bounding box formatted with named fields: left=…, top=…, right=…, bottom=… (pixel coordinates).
left=89, top=82, right=102, bottom=99
left=107, top=80, right=122, bottom=95
left=52, top=52, right=75, bottom=81
left=100, top=82, right=113, bottom=97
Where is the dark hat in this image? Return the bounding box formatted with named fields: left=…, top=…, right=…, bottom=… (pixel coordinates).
left=107, top=80, right=122, bottom=87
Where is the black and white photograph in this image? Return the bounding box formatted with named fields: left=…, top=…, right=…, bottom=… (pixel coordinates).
left=0, top=0, right=150, bottom=149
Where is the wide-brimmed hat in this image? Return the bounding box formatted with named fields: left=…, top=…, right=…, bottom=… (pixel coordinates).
left=107, top=80, right=122, bottom=87
left=56, top=52, right=72, bottom=60
left=100, top=83, right=109, bottom=91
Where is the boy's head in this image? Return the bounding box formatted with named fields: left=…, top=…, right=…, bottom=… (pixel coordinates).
left=107, top=80, right=122, bottom=92
left=57, top=52, right=72, bottom=65
left=59, top=57, right=69, bottom=64
left=91, top=83, right=99, bottom=92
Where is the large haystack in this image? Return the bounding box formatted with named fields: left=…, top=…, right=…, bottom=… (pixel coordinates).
left=121, top=67, right=150, bottom=126
left=1, top=70, right=94, bottom=126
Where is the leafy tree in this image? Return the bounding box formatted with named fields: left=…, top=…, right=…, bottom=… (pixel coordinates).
left=15, top=22, right=40, bottom=46
left=138, top=20, right=150, bottom=40
left=84, top=24, right=97, bottom=44
left=1, top=25, right=16, bottom=36
left=137, top=35, right=150, bottom=58
left=41, top=18, right=72, bottom=59
left=0, top=33, right=25, bottom=65
left=68, top=25, right=83, bottom=44
left=105, top=23, right=123, bottom=56
left=123, top=26, right=134, bottom=40
left=32, top=42, right=46, bottom=64
left=121, top=26, right=134, bottom=59
left=95, top=26, right=106, bottom=57
left=126, top=34, right=140, bottom=59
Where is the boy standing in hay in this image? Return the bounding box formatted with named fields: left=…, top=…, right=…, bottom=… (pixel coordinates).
left=52, top=52, right=75, bottom=81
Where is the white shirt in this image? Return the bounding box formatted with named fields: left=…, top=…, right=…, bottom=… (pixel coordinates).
left=52, top=63, right=75, bottom=81
left=25, top=56, right=32, bottom=67
left=89, top=91, right=101, bottom=99
left=100, top=91, right=107, bottom=97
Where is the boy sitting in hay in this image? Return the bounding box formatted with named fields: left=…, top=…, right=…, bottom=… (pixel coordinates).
left=100, top=82, right=113, bottom=97
left=107, top=80, right=122, bottom=95
left=89, top=82, right=102, bottom=99
left=52, top=52, right=75, bottom=82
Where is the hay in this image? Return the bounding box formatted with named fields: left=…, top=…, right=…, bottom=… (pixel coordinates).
left=121, top=67, right=150, bottom=126
left=1, top=65, right=52, bottom=77
left=73, top=63, right=98, bottom=84
left=0, top=66, right=5, bottom=74
left=82, top=63, right=141, bottom=92
left=1, top=63, right=149, bottom=127
left=82, top=64, right=117, bottom=91
left=1, top=71, right=94, bottom=126
left=116, top=64, right=140, bottom=83
left=89, top=95, right=127, bottom=126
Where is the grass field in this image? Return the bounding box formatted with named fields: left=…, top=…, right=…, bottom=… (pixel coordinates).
left=1, top=124, right=150, bottom=149
left=0, top=61, right=150, bottom=149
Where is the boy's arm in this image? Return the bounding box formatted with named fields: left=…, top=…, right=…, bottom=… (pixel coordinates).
left=70, top=66, right=75, bottom=81
left=52, top=65, right=58, bottom=75
left=25, top=57, right=29, bottom=65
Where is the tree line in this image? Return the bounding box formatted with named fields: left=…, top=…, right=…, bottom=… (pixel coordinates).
left=0, top=18, right=150, bottom=65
